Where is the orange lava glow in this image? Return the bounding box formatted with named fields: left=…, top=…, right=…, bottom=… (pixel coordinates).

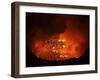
left=30, top=28, right=88, bottom=61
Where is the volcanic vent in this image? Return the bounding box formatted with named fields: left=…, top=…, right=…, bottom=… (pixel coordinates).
left=26, top=13, right=89, bottom=62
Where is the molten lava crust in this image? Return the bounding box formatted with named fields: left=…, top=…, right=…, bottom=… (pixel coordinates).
left=31, top=29, right=88, bottom=61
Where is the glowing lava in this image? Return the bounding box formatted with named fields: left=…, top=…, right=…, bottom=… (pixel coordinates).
left=26, top=14, right=89, bottom=61
left=31, top=29, right=88, bottom=61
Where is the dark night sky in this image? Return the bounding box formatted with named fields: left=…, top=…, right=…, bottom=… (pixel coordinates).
left=26, top=13, right=89, bottom=36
